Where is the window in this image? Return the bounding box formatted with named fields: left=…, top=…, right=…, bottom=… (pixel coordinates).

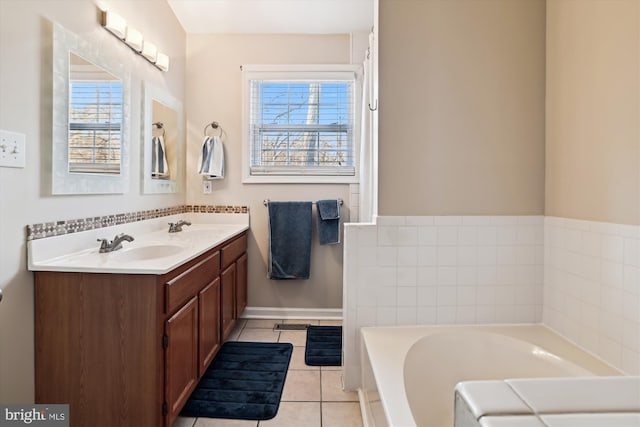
left=243, top=65, right=359, bottom=183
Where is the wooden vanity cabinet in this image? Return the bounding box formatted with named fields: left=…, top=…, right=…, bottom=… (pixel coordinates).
left=220, top=233, right=248, bottom=341
left=34, top=231, right=247, bottom=427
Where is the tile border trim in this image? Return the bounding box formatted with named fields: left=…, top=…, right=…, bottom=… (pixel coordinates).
left=26, top=205, right=249, bottom=241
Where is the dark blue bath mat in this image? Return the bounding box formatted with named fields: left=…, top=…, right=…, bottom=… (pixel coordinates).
left=305, top=326, right=342, bottom=366
left=181, top=341, right=293, bottom=420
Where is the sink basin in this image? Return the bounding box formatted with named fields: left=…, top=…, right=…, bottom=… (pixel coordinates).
left=111, top=244, right=186, bottom=261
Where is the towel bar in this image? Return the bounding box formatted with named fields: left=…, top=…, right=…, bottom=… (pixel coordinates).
left=263, top=199, right=343, bottom=206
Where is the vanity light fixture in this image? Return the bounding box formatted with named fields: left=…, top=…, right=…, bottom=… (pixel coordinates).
left=155, top=53, right=170, bottom=72
left=100, top=9, right=169, bottom=73
left=141, top=41, right=158, bottom=63
left=101, top=10, right=126, bottom=39
left=124, top=27, right=143, bottom=53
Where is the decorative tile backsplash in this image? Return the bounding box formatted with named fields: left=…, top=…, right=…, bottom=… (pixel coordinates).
left=26, top=205, right=249, bottom=241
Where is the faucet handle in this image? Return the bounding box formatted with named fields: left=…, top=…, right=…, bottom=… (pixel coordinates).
left=97, top=238, right=109, bottom=250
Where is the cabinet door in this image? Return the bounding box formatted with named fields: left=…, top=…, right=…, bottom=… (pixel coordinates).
left=199, top=278, right=221, bottom=375
left=220, top=263, right=236, bottom=341
left=235, top=253, right=248, bottom=318
left=165, top=297, right=198, bottom=424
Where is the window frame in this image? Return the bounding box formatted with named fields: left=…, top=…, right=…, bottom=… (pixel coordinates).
left=242, top=64, right=361, bottom=184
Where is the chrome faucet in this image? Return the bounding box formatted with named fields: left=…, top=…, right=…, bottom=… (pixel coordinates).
left=97, top=233, right=134, bottom=253
left=168, top=220, right=191, bottom=233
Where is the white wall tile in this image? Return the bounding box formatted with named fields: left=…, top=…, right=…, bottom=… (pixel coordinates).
left=397, top=266, right=417, bottom=285
left=543, top=216, right=640, bottom=375
left=437, top=226, right=458, bottom=245
left=418, top=226, right=438, bottom=245
left=437, top=246, right=458, bottom=265
left=397, top=287, right=417, bottom=307
left=417, top=246, right=437, bottom=266
left=434, top=216, right=462, bottom=226
left=417, top=287, right=437, bottom=306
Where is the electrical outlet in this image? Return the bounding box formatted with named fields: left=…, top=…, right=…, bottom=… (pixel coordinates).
left=203, top=180, right=212, bottom=194
left=0, top=130, right=26, bottom=168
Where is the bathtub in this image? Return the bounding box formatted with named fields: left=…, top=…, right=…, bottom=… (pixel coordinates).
left=359, top=325, right=621, bottom=427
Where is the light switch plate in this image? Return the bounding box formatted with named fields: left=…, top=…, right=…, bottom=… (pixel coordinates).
left=0, top=130, right=26, bottom=168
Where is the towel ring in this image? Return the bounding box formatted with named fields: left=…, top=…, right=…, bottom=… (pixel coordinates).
left=204, top=121, right=223, bottom=137
left=152, top=122, right=165, bottom=138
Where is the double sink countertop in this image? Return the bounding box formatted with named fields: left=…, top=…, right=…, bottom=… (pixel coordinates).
left=27, top=213, right=249, bottom=275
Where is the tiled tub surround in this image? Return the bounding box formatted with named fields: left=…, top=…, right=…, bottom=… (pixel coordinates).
left=544, top=216, right=640, bottom=375
left=343, top=215, right=545, bottom=389
left=28, top=212, right=249, bottom=274
left=359, top=325, right=621, bottom=427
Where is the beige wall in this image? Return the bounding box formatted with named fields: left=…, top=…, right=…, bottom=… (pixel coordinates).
left=185, top=34, right=351, bottom=310
left=378, top=0, right=546, bottom=216
left=0, top=0, right=186, bottom=403
left=545, top=0, right=640, bottom=225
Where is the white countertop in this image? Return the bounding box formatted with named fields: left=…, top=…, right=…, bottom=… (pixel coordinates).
left=27, top=213, right=249, bottom=274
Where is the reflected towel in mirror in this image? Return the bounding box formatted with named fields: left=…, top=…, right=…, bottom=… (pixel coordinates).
left=198, top=135, right=225, bottom=179
left=151, top=135, right=169, bottom=178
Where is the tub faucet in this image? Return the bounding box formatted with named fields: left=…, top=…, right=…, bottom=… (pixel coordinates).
left=168, top=220, right=191, bottom=233
left=97, top=233, right=134, bottom=253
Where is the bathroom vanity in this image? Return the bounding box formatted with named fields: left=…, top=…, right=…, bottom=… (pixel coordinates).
left=29, top=214, right=248, bottom=427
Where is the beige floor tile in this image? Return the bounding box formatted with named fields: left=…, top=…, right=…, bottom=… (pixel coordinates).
left=283, top=319, right=319, bottom=325
left=318, top=320, right=343, bottom=326
left=245, top=319, right=281, bottom=329
left=238, top=328, right=280, bottom=342
left=257, top=402, right=320, bottom=427
left=321, top=402, right=363, bottom=427
left=281, top=370, right=321, bottom=401
left=226, top=320, right=246, bottom=342
left=288, top=346, right=319, bottom=371
left=278, top=330, right=307, bottom=346
left=194, top=418, right=258, bottom=427
left=321, top=365, right=342, bottom=372
left=171, top=416, right=196, bottom=427
left=321, top=370, right=358, bottom=402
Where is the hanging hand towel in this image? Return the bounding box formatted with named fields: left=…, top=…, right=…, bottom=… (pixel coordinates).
left=268, top=201, right=312, bottom=280
left=316, top=199, right=341, bottom=245
left=151, top=135, right=170, bottom=178
left=198, top=135, right=225, bottom=179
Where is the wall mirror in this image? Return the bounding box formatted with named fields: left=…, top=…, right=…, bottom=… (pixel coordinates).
left=52, top=23, right=130, bottom=194
left=141, top=82, right=184, bottom=194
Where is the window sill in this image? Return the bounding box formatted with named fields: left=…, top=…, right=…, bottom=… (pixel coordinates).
left=242, top=174, right=358, bottom=184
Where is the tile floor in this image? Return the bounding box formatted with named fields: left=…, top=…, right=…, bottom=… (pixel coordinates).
left=172, top=319, right=363, bottom=427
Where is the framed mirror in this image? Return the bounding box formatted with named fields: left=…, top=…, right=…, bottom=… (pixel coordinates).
left=52, top=23, right=130, bottom=194
left=141, top=82, right=184, bottom=194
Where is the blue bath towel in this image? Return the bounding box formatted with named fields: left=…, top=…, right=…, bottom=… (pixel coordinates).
left=316, top=199, right=341, bottom=245
left=268, top=201, right=312, bottom=280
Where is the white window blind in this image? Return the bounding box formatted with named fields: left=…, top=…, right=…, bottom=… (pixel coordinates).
left=68, top=80, right=122, bottom=174
left=243, top=66, right=358, bottom=182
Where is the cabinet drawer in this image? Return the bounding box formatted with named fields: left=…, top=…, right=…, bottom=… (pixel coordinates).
left=166, top=251, right=220, bottom=313
left=221, top=233, right=247, bottom=269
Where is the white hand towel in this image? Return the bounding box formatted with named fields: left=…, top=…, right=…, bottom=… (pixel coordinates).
left=198, top=136, right=225, bottom=179
left=151, top=135, right=170, bottom=178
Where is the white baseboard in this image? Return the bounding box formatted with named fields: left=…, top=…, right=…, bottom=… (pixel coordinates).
left=242, top=306, right=343, bottom=320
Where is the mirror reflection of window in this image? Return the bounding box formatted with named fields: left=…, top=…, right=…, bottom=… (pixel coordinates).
left=68, top=53, right=123, bottom=174
left=151, top=100, right=178, bottom=180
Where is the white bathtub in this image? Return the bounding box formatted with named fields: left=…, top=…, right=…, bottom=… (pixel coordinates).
left=359, top=325, right=621, bottom=427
